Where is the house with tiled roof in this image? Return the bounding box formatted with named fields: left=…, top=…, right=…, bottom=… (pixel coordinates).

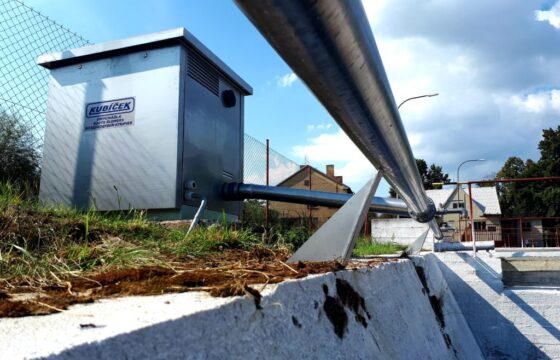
left=269, top=164, right=352, bottom=228
left=427, top=186, right=502, bottom=241
left=372, top=186, right=502, bottom=246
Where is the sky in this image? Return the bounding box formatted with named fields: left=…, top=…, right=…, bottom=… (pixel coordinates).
left=24, top=0, right=560, bottom=196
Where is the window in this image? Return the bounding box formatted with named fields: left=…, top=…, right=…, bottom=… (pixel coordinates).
left=522, top=222, right=532, bottom=231
left=303, top=180, right=310, bottom=186
left=474, top=221, right=486, bottom=231
left=452, top=201, right=465, bottom=209
left=488, top=226, right=497, bottom=232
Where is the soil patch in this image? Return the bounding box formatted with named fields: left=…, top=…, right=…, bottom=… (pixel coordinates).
left=0, top=250, right=394, bottom=318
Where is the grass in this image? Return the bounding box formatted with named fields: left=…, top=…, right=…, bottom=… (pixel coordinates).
left=352, top=236, right=407, bottom=257
left=0, top=182, right=296, bottom=285
left=0, top=181, right=404, bottom=287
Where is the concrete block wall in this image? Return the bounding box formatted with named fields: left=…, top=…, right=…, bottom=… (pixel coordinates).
left=371, top=218, right=434, bottom=250
left=1, top=260, right=474, bottom=359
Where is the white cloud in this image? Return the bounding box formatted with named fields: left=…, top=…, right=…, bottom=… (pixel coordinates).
left=277, top=72, right=298, bottom=87
left=306, top=123, right=333, bottom=132
left=269, top=159, right=299, bottom=186
left=536, top=2, right=560, bottom=29
left=292, top=130, right=376, bottom=190
left=293, top=1, right=560, bottom=192
left=510, top=89, right=560, bottom=113
left=363, top=0, right=389, bottom=27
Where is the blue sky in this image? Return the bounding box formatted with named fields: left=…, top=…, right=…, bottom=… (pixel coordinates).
left=24, top=0, right=560, bottom=196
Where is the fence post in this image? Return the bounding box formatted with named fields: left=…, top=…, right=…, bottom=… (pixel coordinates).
left=265, top=138, right=269, bottom=227
left=308, top=165, right=312, bottom=232
left=468, top=182, right=476, bottom=257
left=519, top=218, right=524, bottom=248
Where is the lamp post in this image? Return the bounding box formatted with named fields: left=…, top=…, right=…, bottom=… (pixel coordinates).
left=394, top=93, right=439, bottom=219
left=456, top=159, right=485, bottom=254
left=397, top=93, right=439, bottom=109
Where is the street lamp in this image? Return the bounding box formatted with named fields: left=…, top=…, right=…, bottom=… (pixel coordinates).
left=456, top=159, right=486, bottom=244
left=397, top=93, right=439, bottom=109
left=393, top=93, right=438, bottom=219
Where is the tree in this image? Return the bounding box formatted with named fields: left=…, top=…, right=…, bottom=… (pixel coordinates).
left=497, top=157, right=525, bottom=179
left=389, top=158, right=449, bottom=197
left=426, top=164, right=449, bottom=189
left=479, top=173, right=497, bottom=187
left=495, top=127, right=560, bottom=217
left=0, top=110, right=40, bottom=188
left=538, top=126, right=560, bottom=177
left=496, top=157, right=540, bottom=216
left=495, top=157, right=525, bottom=216
left=415, top=159, right=428, bottom=188
left=537, top=126, right=560, bottom=216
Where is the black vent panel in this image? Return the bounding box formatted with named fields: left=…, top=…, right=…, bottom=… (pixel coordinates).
left=187, top=50, right=219, bottom=96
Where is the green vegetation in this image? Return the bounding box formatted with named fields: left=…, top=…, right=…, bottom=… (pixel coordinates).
left=0, top=182, right=303, bottom=283
left=0, top=111, right=40, bottom=189
left=495, top=126, right=560, bottom=217
left=389, top=158, right=449, bottom=197
left=352, top=236, right=406, bottom=257
left=241, top=199, right=311, bottom=249
left=0, top=179, right=404, bottom=286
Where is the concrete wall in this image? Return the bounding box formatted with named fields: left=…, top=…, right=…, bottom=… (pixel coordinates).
left=433, top=251, right=560, bottom=359
left=411, top=255, right=484, bottom=360
left=1, top=259, right=480, bottom=359
left=372, top=218, right=435, bottom=250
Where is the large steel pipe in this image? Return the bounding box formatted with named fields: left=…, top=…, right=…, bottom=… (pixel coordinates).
left=236, top=0, right=441, bottom=238
left=222, top=183, right=462, bottom=217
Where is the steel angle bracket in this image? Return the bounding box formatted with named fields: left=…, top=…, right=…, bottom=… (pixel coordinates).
left=288, top=172, right=383, bottom=264
left=405, top=228, right=430, bottom=256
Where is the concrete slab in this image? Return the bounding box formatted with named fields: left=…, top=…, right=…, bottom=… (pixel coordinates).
left=496, top=248, right=560, bottom=258
left=433, top=251, right=560, bottom=359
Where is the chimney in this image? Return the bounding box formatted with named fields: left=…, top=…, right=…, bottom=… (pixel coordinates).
left=335, top=175, right=343, bottom=184
left=326, top=164, right=335, bottom=178
left=300, top=164, right=306, bottom=169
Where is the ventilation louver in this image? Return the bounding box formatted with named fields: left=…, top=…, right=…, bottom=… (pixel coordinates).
left=187, top=50, right=219, bottom=96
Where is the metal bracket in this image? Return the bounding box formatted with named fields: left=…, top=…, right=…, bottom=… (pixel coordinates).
left=288, top=172, right=383, bottom=264
left=404, top=228, right=430, bottom=255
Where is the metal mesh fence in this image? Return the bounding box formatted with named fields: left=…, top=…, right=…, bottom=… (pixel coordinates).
left=0, top=0, right=90, bottom=145
left=243, top=134, right=299, bottom=185
left=0, top=0, right=300, bottom=184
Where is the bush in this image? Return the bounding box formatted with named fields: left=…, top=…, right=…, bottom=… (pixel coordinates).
left=241, top=200, right=310, bottom=249
left=0, top=110, right=40, bottom=189
left=241, top=199, right=281, bottom=225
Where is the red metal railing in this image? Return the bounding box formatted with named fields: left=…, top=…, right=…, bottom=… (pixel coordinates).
left=450, top=219, right=560, bottom=248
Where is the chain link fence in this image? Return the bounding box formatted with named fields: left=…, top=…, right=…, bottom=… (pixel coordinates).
left=0, top=0, right=90, bottom=145
left=0, top=0, right=300, bottom=185
left=244, top=134, right=300, bottom=185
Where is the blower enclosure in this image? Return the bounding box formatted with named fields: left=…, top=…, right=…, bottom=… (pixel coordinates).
left=37, top=28, right=252, bottom=220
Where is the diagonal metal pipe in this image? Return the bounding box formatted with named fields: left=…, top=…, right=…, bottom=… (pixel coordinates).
left=235, top=0, right=442, bottom=238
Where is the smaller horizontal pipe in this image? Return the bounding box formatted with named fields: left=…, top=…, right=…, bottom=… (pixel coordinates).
left=221, top=183, right=462, bottom=218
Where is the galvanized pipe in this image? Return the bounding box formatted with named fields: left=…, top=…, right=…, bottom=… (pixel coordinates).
left=235, top=0, right=441, bottom=238
left=221, top=183, right=462, bottom=217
